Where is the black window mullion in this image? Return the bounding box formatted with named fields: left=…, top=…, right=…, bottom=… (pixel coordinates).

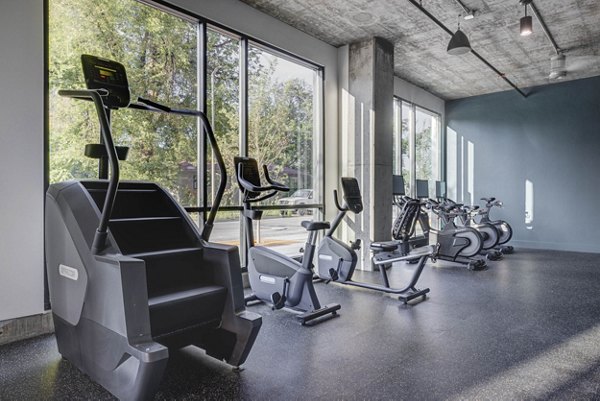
left=240, top=38, right=249, bottom=158
left=198, top=22, right=207, bottom=228
left=239, top=37, right=249, bottom=268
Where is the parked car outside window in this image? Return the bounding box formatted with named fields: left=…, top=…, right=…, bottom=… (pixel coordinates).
left=278, top=189, right=313, bottom=216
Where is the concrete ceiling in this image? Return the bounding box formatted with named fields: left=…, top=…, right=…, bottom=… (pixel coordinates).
left=239, top=0, right=600, bottom=100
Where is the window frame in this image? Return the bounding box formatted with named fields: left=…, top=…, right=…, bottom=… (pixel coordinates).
left=393, top=96, right=442, bottom=197
left=45, top=0, right=326, bottom=273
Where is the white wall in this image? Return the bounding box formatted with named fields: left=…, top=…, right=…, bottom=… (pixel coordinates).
left=394, top=76, right=445, bottom=116
left=0, top=0, right=45, bottom=321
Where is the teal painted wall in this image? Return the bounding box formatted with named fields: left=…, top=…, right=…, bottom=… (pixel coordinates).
left=446, top=76, right=600, bottom=253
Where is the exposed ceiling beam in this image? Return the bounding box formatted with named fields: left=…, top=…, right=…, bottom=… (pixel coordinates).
left=407, top=0, right=528, bottom=98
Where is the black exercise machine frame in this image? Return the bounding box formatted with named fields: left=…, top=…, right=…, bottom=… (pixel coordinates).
left=58, top=90, right=227, bottom=250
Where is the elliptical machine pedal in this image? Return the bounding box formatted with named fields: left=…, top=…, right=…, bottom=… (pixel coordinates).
left=271, top=292, right=286, bottom=310
left=270, top=278, right=289, bottom=310
left=328, top=268, right=339, bottom=282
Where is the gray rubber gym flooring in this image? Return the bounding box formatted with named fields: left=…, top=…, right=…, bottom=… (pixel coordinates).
left=1, top=248, right=600, bottom=400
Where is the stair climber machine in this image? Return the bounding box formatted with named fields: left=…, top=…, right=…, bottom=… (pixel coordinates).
left=391, top=177, right=487, bottom=271
left=316, top=177, right=437, bottom=304
left=436, top=181, right=514, bottom=255
left=234, top=157, right=341, bottom=325
left=45, top=55, right=262, bottom=401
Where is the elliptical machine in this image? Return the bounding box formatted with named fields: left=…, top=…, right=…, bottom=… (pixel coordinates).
left=235, top=157, right=340, bottom=325
left=316, top=177, right=435, bottom=304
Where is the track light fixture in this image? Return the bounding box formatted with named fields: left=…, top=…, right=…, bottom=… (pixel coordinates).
left=447, top=15, right=471, bottom=55
left=453, top=0, right=475, bottom=20
left=520, top=7, right=533, bottom=35
left=520, top=0, right=533, bottom=36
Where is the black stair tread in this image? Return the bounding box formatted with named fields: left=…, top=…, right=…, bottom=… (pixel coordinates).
left=148, top=285, right=226, bottom=307
left=86, top=188, right=159, bottom=193
left=110, top=216, right=181, bottom=223
left=109, top=217, right=196, bottom=254
left=127, top=247, right=202, bottom=259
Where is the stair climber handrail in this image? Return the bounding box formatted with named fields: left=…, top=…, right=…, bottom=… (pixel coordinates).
left=135, top=98, right=225, bottom=242
left=196, top=111, right=225, bottom=242
left=59, top=89, right=120, bottom=254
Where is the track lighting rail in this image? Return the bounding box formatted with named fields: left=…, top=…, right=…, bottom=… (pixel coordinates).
left=522, top=0, right=561, bottom=55
left=453, top=0, right=475, bottom=19
left=407, top=0, right=527, bottom=98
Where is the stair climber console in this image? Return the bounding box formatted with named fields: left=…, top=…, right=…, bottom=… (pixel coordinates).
left=45, top=55, right=261, bottom=401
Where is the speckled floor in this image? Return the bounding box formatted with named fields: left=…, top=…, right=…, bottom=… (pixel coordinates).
left=2, top=248, right=600, bottom=400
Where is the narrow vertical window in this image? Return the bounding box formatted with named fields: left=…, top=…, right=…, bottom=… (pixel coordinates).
left=247, top=44, right=322, bottom=256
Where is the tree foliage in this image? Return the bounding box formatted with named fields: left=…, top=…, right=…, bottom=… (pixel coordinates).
left=49, top=0, right=317, bottom=210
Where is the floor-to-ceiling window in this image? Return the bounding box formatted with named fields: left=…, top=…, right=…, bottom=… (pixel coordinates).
left=247, top=44, right=322, bottom=256
left=49, top=0, right=199, bottom=207
left=205, top=27, right=242, bottom=247
left=392, top=97, right=441, bottom=198
left=48, top=0, right=324, bottom=265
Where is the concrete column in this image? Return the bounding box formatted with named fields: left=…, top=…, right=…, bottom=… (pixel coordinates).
left=340, top=37, right=394, bottom=269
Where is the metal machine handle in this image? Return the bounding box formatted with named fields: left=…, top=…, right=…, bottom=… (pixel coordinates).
left=59, top=89, right=119, bottom=254
left=333, top=189, right=348, bottom=212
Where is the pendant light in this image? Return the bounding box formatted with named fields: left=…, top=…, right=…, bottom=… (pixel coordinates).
left=447, top=15, right=471, bottom=55
left=520, top=2, right=533, bottom=36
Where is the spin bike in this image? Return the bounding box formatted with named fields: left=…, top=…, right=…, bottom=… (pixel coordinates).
left=436, top=181, right=513, bottom=255
left=392, top=177, right=487, bottom=271
left=476, top=197, right=514, bottom=254
left=437, top=199, right=503, bottom=261
left=235, top=157, right=340, bottom=325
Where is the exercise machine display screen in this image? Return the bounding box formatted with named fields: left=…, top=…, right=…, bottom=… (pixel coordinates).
left=393, top=175, right=406, bottom=196
left=341, top=177, right=363, bottom=213
left=81, top=54, right=130, bottom=108
left=416, top=179, right=429, bottom=199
